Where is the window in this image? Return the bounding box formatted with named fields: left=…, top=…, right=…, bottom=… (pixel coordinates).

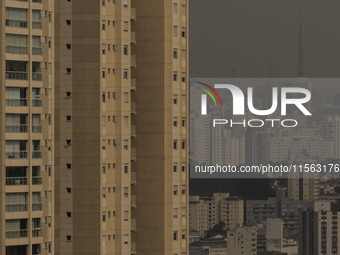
left=66, top=92, right=71, bottom=98
left=102, top=44, right=106, bottom=54
left=182, top=207, right=186, bottom=217
left=32, top=10, right=41, bottom=29
left=124, top=187, right=128, bottom=197
left=182, top=50, right=186, bottom=60
left=124, top=234, right=128, bottom=245
left=182, top=185, right=186, bottom=195
left=66, top=188, right=71, bottom=193
left=123, top=69, right=128, bottom=79
left=124, top=211, right=128, bottom=221
left=124, top=92, right=129, bottom=103
left=173, top=71, right=178, bottom=82
left=173, top=140, right=178, bottom=150
left=123, top=21, right=128, bottom=32
left=173, top=117, right=178, bottom=127
left=6, top=8, right=28, bottom=28
left=66, top=212, right=71, bottom=217
left=102, top=188, right=106, bottom=198
left=66, top=164, right=71, bottom=169
left=123, top=0, right=128, bottom=8
left=66, top=236, right=71, bottom=242
left=182, top=27, right=186, bottom=37
left=174, top=3, right=178, bottom=14
left=173, top=94, right=178, bottom=104
left=174, top=231, right=178, bottom=241
left=102, top=140, right=106, bottom=150
left=182, top=230, right=186, bottom=239
left=124, top=163, right=128, bottom=174
left=102, top=20, right=106, bottom=30
left=124, top=116, right=129, bottom=127
left=102, top=164, right=106, bottom=174
left=124, top=140, right=128, bottom=150
left=123, top=45, right=128, bottom=55
left=182, top=95, right=186, bottom=105
left=182, top=140, right=186, bottom=149
left=102, top=68, right=106, bottom=78
left=173, top=162, right=178, bottom=172
left=48, top=13, right=52, bottom=23
left=102, top=93, right=106, bottom=102
left=173, top=48, right=178, bottom=59
left=174, top=208, right=178, bottom=218
left=102, top=0, right=106, bottom=7
left=174, top=26, right=178, bottom=36
left=182, top=117, right=186, bottom=127
left=66, top=116, right=71, bottom=122
left=6, top=34, right=28, bottom=54
left=102, top=116, right=106, bottom=126
left=66, top=20, right=71, bottom=25
left=181, top=72, right=186, bottom=82
left=181, top=5, right=186, bottom=15
left=102, top=235, right=106, bottom=246
left=182, top=163, right=186, bottom=172
left=102, top=212, right=106, bottom=222
left=66, top=68, right=71, bottom=74
left=174, top=185, right=178, bottom=195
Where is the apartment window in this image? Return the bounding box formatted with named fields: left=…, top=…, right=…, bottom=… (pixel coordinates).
left=66, top=236, right=71, bottom=242
left=182, top=163, right=186, bottom=172
left=123, top=45, right=128, bottom=55
left=102, top=140, right=106, bottom=150
left=32, top=10, right=41, bottom=29
left=66, top=20, right=71, bottom=25
left=174, top=185, right=178, bottom=195
left=182, top=185, right=186, bottom=195
left=102, top=20, right=106, bottom=30
left=173, top=162, right=178, bottom=172
left=123, top=0, right=128, bottom=8
left=66, top=68, right=71, bottom=74
left=124, top=187, right=128, bottom=197
left=66, top=188, right=71, bottom=193
left=102, top=93, right=106, bottom=102
left=102, top=44, right=106, bottom=54
left=102, top=164, right=106, bottom=174
left=66, top=212, right=71, bottom=217
left=182, top=140, right=186, bottom=150
left=124, top=211, right=128, bottom=221
left=174, top=3, right=178, bottom=14
left=174, top=208, right=178, bottom=218
left=66, top=164, right=71, bottom=169
left=182, top=230, right=186, bottom=239
left=182, top=207, right=186, bottom=217
left=182, top=72, right=186, bottom=82
left=124, top=116, right=129, bottom=127
left=66, top=44, right=71, bottom=49
left=102, top=235, right=106, bottom=247
left=48, top=13, right=52, bottom=23
left=182, top=50, right=186, bottom=60
left=173, top=71, right=178, bottom=82
left=182, top=95, right=186, bottom=105
left=173, top=140, right=178, bottom=150
left=102, top=116, right=106, bottom=126
left=174, top=231, right=178, bottom=241
left=181, top=5, right=186, bottom=15
left=102, top=188, right=106, bottom=198
left=102, top=68, right=106, bottom=78
left=123, top=140, right=128, bottom=150
left=6, top=8, right=28, bottom=28
left=173, top=94, right=178, bottom=104
left=66, top=116, right=71, bottom=122
left=124, top=163, right=128, bottom=174
left=66, top=92, right=71, bottom=98
left=6, top=34, right=28, bottom=54
left=173, top=117, right=178, bottom=127
left=123, top=21, right=128, bottom=32
left=182, top=27, right=186, bottom=37
left=182, top=117, right=186, bottom=127
left=124, top=92, right=129, bottom=103
left=123, top=69, right=128, bottom=79
left=102, top=0, right=106, bottom=7
left=102, top=212, right=106, bottom=222
left=174, top=26, right=178, bottom=36
left=173, top=48, right=178, bottom=59
left=124, top=234, right=128, bottom=245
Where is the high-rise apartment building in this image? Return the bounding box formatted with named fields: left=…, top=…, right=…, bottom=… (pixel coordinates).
left=1, top=1, right=55, bottom=255
left=1, top=0, right=188, bottom=255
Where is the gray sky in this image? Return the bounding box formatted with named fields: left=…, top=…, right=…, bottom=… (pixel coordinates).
left=189, top=0, right=340, bottom=78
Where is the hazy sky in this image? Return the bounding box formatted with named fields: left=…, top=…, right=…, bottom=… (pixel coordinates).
left=189, top=0, right=340, bottom=78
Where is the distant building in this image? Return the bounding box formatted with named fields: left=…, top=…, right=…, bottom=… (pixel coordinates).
left=227, top=225, right=257, bottom=255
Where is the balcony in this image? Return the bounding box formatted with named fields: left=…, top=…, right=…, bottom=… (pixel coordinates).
left=131, top=149, right=136, bottom=162
left=6, top=45, right=28, bottom=54
left=6, top=124, right=28, bottom=133
left=6, top=245, right=28, bottom=255
left=6, top=177, right=27, bottom=186
left=32, top=176, right=42, bottom=185
left=131, top=78, right=136, bottom=91
left=32, top=202, right=42, bottom=211
left=6, top=203, right=28, bottom=212
left=131, top=55, right=136, bottom=68
left=32, top=151, right=42, bottom=159
left=131, top=242, right=137, bottom=254
left=131, top=219, right=137, bottom=231
left=131, top=32, right=136, bottom=45
left=131, top=125, right=136, bottom=138
left=131, top=102, right=136, bottom=115
left=32, top=99, right=42, bottom=107
left=131, top=172, right=136, bottom=185
left=131, top=195, right=136, bottom=208
left=131, top=8, right=136, bottom=20
left=32, top=0, right=42, bottom=2
left=32, top=229, right=42, bottom=237
left=6, top=229, right=28, bottom=239
left=6, top=98, right=27, bottom=107
left=6, top=71, right=28, bottom=80
left=32, top=72, right=42, bottom=81
left=32, top=47, right=42, bottom=55
left=6, top=19, right=28, bottom=28
left=6, top=151, right=27, bottom=159
left=6, top=61, right=28, bottom=80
